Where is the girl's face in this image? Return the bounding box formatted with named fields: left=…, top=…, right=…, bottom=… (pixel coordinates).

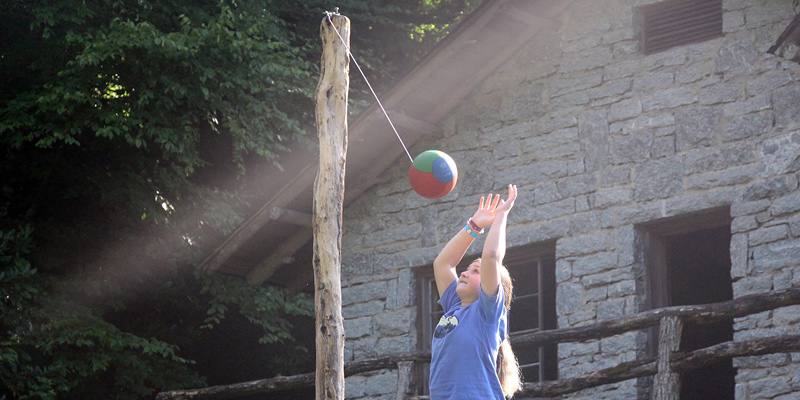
left=456, top=260, right=481, bottom=305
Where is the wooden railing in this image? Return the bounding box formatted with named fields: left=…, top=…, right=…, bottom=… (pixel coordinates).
left=157, top=288, right=800, bottom=400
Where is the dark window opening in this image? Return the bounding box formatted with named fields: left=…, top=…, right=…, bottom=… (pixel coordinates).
left=636, top=0, right=723, bottom=54
left=416, top=242, right=557, bottom=395
left=642, top=207, right=734, bottom=400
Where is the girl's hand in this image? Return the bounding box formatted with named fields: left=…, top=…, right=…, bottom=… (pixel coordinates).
left=495, top=184, right=517, bottom=214
left=471, top=193, right=501, bottom=229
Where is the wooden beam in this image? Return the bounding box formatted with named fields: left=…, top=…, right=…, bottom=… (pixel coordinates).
left=386, top=111, right=442, bottom=136
left=155, top=335, right=800, bottom=399
left=501, top=5, right=562, bottom=29
left=246, top=229, right=312, bottom=285
left=270, top=207, right=313, bottom=227
left=198, top=165, right=317, bottom=274
left=512, top=287, right=800, bottom=347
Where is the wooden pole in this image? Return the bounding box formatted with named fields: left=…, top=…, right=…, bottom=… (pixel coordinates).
left=652, top=315, right=683, bottom=400
left=313, top=11, right=350, bottom=400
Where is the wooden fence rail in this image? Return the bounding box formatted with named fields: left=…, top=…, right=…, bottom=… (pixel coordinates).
left=156, top=287, right=800, bottom=400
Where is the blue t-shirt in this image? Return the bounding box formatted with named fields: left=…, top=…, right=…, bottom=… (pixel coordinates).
left=429, top=279, right=507, bottom=400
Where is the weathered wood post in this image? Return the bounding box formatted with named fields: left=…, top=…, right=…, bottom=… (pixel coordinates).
left=652, top=315, right=683, bottom=400
left=313, top=11, right=350, bottom=400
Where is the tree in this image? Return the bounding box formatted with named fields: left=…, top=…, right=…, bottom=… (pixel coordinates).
left=0, top=0, right=482, bottom=398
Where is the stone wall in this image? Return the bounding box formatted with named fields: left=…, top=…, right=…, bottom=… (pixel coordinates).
left=340, top=0, right=800, bottom=399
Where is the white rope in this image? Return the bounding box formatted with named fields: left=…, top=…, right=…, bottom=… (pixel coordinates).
left=325, top=11, right=414, bottom=163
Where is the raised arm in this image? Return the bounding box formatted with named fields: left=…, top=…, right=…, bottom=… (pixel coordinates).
left=480, top=184, right=517, bottom=296
left=432, top=193, right=501, bottom=297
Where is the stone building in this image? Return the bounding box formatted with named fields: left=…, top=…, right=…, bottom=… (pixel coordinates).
left=196, top=0, right=800, bottom=398
left=335, top=0, right=800, bottom=399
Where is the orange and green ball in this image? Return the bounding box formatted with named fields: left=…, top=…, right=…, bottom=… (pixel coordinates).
left=408, top=150, right=458, bottom=199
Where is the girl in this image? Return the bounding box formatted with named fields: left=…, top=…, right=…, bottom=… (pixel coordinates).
left=429, top=184, right=521, bottom=399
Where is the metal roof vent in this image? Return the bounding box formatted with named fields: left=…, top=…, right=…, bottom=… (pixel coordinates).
left=636, top=0, right=723, bottom=54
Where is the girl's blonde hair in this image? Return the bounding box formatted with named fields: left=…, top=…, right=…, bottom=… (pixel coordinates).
left=475, top=259, right=522, bottom=398
left=497, top=264, right=521, bottom=398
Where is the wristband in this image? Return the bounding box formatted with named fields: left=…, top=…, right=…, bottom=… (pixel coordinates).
left=468, top=218, right=484, bottom=234
left=464, top=224, right=479, bottom=238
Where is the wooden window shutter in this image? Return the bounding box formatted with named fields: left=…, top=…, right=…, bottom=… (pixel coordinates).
left=637, top=0, right=723, bottom=54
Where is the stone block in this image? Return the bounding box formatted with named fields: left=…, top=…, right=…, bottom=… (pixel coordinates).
left=345, top=375, right=368, bottom=399
left=744, top=178, right=790, bottom=201
left=685, top=165, right=760, bottom=191
left=747, top=376, right=792, bottom=399
left=752, top=238, right=800, bottom=273
left=732, top=199, right=771, bottom=217
left=675, top=61, right=712, bottom=84
left=641, top=87, right=697, bottom=111
left=633, top=71, right=674, bottom=91
left=732, top=275, right=773, bottom=297
left=745, top=2, right=796, bottom=27
left=343, top=300, right=385, bottom=319
left=634, top=156, right=683, bottom=201
left=723, top=111, right=773, bottom=142
left=342, top=281, right=388, bottom=307
left=715, top=35, right=758, bottom=73
left=375, top=335, right=414, bottom=356
left=373, top=308, right=414, bottom=337
left=578, top=109, right=610, bottom=171
left=723, top=93, right=770, bottom=116
left=557, top=173, right=598, bottom=197
left=745, top=69, right=793, bottom=97
left=760, top=132, right=800, bottom=177
left=588, top=80, right=632, bottom=102
left=343, top=251, right=375, bottom=277
left=351, top=336, right=379, bottom=359
left=550, top=72, right=604, bottom=97
left=387, top=269, right=414, bottom=309
left=749, top=224, right=789, bottom=247
left=685, top=143, right=756, bottom=174
left=563, top=340, right=600, bottom=356
left=556, top=258, right=573, bottom=283
left=593, top=187, right=633, bottom=209
left=790, top=213, right=800, bottom=238
left=600, top=165, right=632, bottom=187
left=699, top=80, right=743, bottom=105
left=604, top=59, right=640, bottom=81
left=651, top=135, right=676, bottom=158
left=346, top=316, right=373, bottom=339
left=572, top=251, right=619, bottom=277
left=601, top=331, right=638, bottom=355
left=675, top=107, right=722, bottom=151
left=586, top=286, right=608, bottom=302
left=597, top=297, right=626, bottom=320
left=772, top=192, right=800, bottom=216
left=610, top=131, right=652, bottom=164
left=608, top=279, right=636, bottom=297
left=773, top=84, right=800, bottom=128
left=558, top=232, right=608, bottom=257
left=535, top=198, right=577, bottom=220
left=364, top=371, right=398, bottom=397
left=731, top=232, right=749, bottom=279
left=608, top=98, right=642, bottom=123
left=569, top=210, right=614, bottom=234
left=557, top=282, right=585, bottom=314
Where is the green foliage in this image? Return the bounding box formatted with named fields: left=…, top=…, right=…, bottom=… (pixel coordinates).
left=197, top=272, right=314, bottom=344
left=0, top=0, right=480, bottom=398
